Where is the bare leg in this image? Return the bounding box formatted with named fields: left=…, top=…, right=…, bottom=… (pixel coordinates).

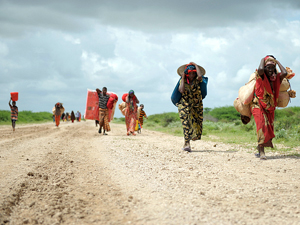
left=258, top=145, right=267, bottom=160
left=12, top=120, right=16, bottom=131
left=182, top=140, right=191, bottom=152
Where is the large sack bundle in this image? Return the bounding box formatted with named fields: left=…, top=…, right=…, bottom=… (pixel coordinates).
left=122, top=93, right=137, bottom=102
left=277, top=67, right=296, bottom=108
left=118, top=102, right=127, bottom=116
left=52, top=104, right=65, bottom=115
left=288, top=90, right=296, bottom=98
left=107, top=92, right=118, bottom=109
left=122, top=93, right=128, bottom=102
left=279, top=78, right=290, bottom=92
left=233, top=98, right=251, bottom=118
left=277, top=91, right=290, bottom=108
left=286, top=67, right=295, bottom=79
left=238, top=73, right=256, bottom=105
left=108, top=101, right=117, bottom=122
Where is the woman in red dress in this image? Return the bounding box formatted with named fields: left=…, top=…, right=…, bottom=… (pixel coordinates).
left=252, top=55, right=287, bottom=159
left=125, top=90, right=139, bottom=136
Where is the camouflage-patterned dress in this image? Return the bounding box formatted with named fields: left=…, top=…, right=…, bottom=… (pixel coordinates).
left=178, top=79, right=203, bottom=142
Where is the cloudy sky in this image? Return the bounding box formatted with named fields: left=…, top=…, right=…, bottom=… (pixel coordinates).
left=1, top=0, right=300, bottom=118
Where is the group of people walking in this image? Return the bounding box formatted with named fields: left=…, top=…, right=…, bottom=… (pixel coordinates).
left=8, top=55, right=294, bottom=160
left=96, top=88, right=148, bottom=136
left=52, top=103, right=81, bottom=127
left=177, top=56, right=293, bottom=160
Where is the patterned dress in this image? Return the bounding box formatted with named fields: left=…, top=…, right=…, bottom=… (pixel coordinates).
left=178, top=79, right=203, bottom=142
left=251, top=71, right=281, bottom=147
left=125, top=96, right=138, bottom=133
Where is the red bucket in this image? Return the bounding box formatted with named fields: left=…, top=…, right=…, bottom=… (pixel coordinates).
left=11, top=92, right=18, bottom=101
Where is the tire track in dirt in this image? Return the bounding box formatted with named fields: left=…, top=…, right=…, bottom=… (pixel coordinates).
left=1, top=121, right=136, bottom=224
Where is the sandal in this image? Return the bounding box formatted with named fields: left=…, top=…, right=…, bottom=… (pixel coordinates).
left=183, top=147, right=191, bottom=152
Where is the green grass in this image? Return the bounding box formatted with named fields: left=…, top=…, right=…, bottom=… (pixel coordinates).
left=0, top=110, right=53, bottom=125
left=113, top=106, right=300, bottom=156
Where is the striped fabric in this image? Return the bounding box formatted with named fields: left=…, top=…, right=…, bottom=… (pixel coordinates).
left=139, top=110, right=146, bottom=125
left=10, top=106, right=18, bottom=120
left=98, top=93, right=110, bottom=109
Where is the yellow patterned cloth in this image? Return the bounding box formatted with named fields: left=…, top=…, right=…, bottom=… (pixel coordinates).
left=99, top=108, right=111, bottom=132
left=177, top=79, right=203, bottom=142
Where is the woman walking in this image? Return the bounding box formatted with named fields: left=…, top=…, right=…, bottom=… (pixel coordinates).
left=54, top=103, right=64, bottom=127
left=177, top=62, right=205, bottom=152
left=252, top=55, right=287, bottom=160
left=71, top=111, right=75, bottom=123
left=125, top=90, right=139, bottom=136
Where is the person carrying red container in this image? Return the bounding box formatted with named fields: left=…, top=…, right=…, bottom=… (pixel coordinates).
left=9, top=97, right=18, bottom=132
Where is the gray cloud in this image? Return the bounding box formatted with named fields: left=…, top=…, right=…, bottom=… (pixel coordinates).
left=1, top=0, right=300, bottom=38
left=0, top=1, right=300, bottom=117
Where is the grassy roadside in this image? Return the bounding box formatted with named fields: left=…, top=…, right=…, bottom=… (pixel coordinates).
left=113, top=106, right=300, bottom=156
left=0, top=110, right=53, bottom=125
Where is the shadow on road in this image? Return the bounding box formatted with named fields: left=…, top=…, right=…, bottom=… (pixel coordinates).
left=190, top=149, right=238, bottom=153
left=266, top=155, right=300, bottom=160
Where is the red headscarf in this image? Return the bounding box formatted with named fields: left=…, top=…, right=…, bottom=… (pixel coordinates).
left=184, top=63, right=197, bottom=84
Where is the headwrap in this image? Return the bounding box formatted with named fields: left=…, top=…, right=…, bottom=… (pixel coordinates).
left=264, top=56, right=277, bottom=67
left=264, top=56, right=277, bottom=81
left=128, top=90, right=135, bottom=111
left=184, top=64, right=197, bottom=84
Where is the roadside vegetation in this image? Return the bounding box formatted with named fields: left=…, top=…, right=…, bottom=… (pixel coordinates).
left=114, top=106, right=300, bottom=155
left=0, top=110, right=53, bottom=125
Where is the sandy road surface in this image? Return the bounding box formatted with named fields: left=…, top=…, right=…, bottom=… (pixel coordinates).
left=0, top=121, right=300, bottom=225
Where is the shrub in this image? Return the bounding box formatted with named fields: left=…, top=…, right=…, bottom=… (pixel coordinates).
left=208, top=106, right=240, bottom=122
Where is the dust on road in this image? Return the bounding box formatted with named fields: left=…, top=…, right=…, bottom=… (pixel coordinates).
left=0, top=121, right=299, bottom=224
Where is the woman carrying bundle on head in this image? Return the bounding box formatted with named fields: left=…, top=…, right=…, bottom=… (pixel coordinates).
left=252, top=55, right=287, bottom=160
left=177, top=62, right=206, bottom=152
left=125, top=90, right=139, bottom=136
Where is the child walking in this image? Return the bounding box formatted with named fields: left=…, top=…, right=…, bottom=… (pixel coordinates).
left=9, top=98, right=18, bottom=131
left=138, top=104, right=148, bottom=133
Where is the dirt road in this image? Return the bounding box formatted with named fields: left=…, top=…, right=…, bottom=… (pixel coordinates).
left=0, top=121, right=299, bottom=224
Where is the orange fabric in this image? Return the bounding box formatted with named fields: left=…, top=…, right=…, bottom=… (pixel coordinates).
left=55, top=115, right=60, bottom=127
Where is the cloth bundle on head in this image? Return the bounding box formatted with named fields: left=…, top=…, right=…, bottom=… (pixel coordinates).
left=129, top=90, right=134, bottom=95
